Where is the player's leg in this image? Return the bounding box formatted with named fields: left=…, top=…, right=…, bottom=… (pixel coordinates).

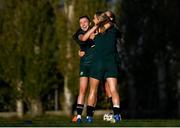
left=104, top=81, right=113, bottom=108
left=102, top=81, right=113, bottom=122
left=85, top=77, right=100, bottom=123
left=72, top=76, right=88, bottom=123
left=106, top=78, right=121, bottom=123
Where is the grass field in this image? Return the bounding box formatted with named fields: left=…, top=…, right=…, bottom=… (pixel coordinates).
left=0, top=115, right=180, bottom=127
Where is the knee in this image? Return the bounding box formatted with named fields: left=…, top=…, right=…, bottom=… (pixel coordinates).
left=88, top=91, right=97, bottom=99
left=110, top=88, right=119, bottom=96
left=79, top=88, right=87, bottom=96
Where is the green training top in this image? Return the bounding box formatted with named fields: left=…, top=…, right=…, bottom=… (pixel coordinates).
left=73, top=28, right=94, bottom=52
left=93, top=26, right=120, bottom=59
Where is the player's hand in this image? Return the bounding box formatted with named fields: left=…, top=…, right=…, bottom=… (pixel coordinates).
left=78, top=50, right=85, bottom=57
left=89, top=33, right=95, bottom=40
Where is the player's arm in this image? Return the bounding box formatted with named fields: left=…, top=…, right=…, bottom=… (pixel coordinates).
left=104, top=22, right=113, bottom=31
left=98, top=21, right=113, bottom=33
left=78, top=25, right=98, bottom=41
left=89, top=33, right=96, bottom=40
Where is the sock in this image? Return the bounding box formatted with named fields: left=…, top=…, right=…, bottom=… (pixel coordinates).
left=76, top=104, right=84, bottom=116
left=87, top=105, right=95, bottom=117
left=77, top=115, right=81, bottom=119
left=113, top=105, right=120, bottom=115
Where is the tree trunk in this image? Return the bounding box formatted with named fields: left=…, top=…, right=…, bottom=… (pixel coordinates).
left=16, top=80, right=24, bottom=118
left=54, top=87, right=59, bottom=111
left=16, top=99, right=23, bottom=118
left=30, top=98, right=43, bottom=117
left=63, top=76, right=73, bottom=116
left=61, top=0, right=74, bottom=116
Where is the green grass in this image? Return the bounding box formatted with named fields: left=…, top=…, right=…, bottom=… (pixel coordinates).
left=0, top=115, right=180, bottom=127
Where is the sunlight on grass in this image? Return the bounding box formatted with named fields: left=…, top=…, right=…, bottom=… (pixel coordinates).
left=0, top=115, right=180, bottom=127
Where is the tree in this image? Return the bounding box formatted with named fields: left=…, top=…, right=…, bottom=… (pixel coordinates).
left=0, top=0, right=25, bottom=117
left=0, top=0, right=59, bottom=117
left=18, top=0, right=59, bottom=117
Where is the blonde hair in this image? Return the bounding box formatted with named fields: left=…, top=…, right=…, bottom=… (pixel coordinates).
left=95, top=12, right=110, bottom=33
left=105, top=10, right=115, bottom=23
